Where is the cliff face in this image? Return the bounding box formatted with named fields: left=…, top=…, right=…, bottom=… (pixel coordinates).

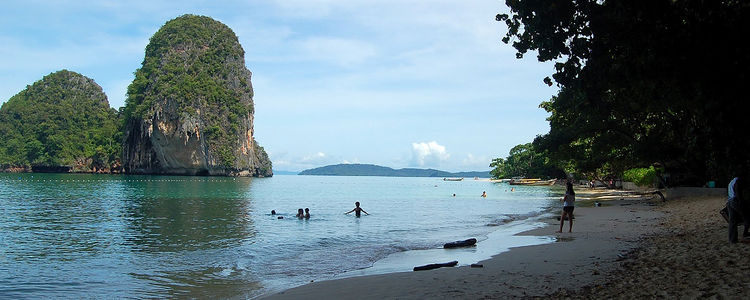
left=0, top=70, right=121, bottom=173
left=122, top=14, right=272, bottom=177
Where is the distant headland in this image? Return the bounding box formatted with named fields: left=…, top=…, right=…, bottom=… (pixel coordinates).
left=299, top=164, right=490, bottom=178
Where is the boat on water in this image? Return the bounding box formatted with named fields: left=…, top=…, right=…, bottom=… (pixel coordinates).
left=443, top=177, right=464, bottom=181
left=508, top=178, right=557, bottom=186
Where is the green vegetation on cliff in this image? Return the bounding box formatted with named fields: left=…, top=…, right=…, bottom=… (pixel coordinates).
left=0, top=70, right=121, bottom=171
left=122, top=14, right=271, bottom=176
left=124, top=14, right=254, bottom=168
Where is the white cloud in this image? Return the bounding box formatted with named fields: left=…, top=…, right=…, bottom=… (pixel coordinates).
left=301, top=152, right=327, bottom=163
left=411, top=141, right=449, bottom=168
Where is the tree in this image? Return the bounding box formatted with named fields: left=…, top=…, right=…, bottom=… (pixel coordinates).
left=490, top=143, right=565, bottom=179
left=0, top=70, right=121, bottom=171
left=497, top=0, right=750, bottom=185
left=489, top=157, right=506, bottom=179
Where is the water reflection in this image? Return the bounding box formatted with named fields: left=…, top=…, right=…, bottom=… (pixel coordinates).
left=117, top=175, right=259, bottom=298
left=1, top=173, right=121, bottom=262
left=120, top=176, right=255, bottom=252
left=0, top=173, right=261, bottom=299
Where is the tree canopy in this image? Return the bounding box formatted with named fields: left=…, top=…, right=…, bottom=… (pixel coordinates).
left=489, top=143, right=565, bottom=179
left=0, top=70, right=121, bottom=171
left=497, top=0, right=750, bottom=185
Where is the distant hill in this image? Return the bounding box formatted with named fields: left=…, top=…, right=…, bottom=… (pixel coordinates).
left=299, top=164, right=490, bottom=178
left=273, top=170, right=299, bottom=175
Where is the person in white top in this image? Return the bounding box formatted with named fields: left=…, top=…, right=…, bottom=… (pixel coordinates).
left=557, top=180, right=575, bottom=233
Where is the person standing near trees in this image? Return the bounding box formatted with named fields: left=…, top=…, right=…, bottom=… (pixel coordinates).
left=557, top=181, right=575, bottom=233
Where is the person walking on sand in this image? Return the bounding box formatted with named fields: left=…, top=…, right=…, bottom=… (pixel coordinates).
left=558, top=181, right=575, bottom=233
left=345, top=201, right=369, bottom=217
left=727, top=176, right=750, bottom=243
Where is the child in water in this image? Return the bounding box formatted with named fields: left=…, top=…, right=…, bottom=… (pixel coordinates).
left=345, top=201, right=369, bottom=217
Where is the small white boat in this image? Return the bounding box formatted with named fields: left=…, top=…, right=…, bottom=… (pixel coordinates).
left=443, top=177, right=463, bottom=181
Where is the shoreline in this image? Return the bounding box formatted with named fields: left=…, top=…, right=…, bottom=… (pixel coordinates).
left=254, top=209, right=559, bottom=298
left=259, top=189, right=669, bottom=299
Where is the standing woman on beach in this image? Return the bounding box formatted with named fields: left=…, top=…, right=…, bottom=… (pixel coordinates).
left=558, top=181, right=575, bottom=233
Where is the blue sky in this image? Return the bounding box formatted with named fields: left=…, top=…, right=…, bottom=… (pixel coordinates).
left=0, top=0, right=556, bottom=172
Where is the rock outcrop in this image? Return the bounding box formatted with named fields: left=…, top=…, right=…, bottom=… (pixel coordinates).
left=122, top=14, right=272, bottom=177
left=0, top=70, right=121, bottom=173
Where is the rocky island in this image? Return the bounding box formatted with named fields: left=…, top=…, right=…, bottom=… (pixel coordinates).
left=0, top=70, right=121, bottom=173
left=121, top=14, right=272, bottom=177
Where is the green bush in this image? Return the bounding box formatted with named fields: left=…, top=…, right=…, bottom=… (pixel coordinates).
left=623, top=166, right=657, bottom=187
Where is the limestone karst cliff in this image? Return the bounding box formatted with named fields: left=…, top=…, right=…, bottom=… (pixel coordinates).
left=122, top=14, right=272, bottom=176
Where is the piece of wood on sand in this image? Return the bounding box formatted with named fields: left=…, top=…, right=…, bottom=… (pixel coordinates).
left=443, top=238, right=477, bottom=249
left=413, top=260, right=459, bottom=271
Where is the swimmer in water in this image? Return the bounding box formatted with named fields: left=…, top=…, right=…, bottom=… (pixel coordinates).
left=271, top=210, right=276, bottom=215
left=481, top=191, right=487, bottom=198
left=296, top=208, right=304, bottom=219
left=304, top=208, right=310, bottom=219
left=345, top=201, right=369, bottom=217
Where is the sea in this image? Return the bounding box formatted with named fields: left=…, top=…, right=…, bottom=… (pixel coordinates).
left=0, top=173, right=563, bottom=299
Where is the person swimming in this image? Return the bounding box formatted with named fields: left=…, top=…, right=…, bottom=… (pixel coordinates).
left=345, top=201, right=369, bottom=217
left=304, top=208, right=310, bottom=219
left=481, top=191, right=487, bottom=197
left=271, top=210, right=276, bottom=215
left=296, top=208, right=304, bottom=219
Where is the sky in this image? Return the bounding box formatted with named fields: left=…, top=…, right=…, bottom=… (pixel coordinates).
left=0, top=0, right=556, bottom=172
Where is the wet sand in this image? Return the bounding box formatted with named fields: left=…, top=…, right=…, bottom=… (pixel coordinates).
left=261, top=188, right=726, bottom=299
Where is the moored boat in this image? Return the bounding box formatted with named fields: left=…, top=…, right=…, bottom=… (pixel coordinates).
left=443, top=177, right=464, bottom=181
left=508, top=178, right=557, bottom=186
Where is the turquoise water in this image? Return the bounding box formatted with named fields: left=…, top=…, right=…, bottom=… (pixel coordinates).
left=0, top=173, right=562, bottom=298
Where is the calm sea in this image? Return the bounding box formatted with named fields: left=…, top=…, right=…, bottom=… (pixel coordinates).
left=0, top=173, right=562, bottom=298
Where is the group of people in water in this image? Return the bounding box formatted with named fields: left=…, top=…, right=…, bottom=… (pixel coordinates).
left=270, top=202, right=370, bottom=219
left=269, top=208, right=311, bottom=219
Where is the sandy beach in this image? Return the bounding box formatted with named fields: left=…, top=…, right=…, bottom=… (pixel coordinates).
left=259, top=187, right=746, bottom=299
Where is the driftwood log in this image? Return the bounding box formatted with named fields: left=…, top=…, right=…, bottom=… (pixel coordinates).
left=413, top=260, right=458, bottom=271
left=443, top=238, right=477, bottom=249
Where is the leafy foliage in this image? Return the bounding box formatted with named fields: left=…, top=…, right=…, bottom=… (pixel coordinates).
left=497, top=0, right=750, bottom=185
left=623, top=166, right=658, bottom=187
left=489, top=143, right=565, bottom=179
left=0, top=70, right=121, bottom=170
